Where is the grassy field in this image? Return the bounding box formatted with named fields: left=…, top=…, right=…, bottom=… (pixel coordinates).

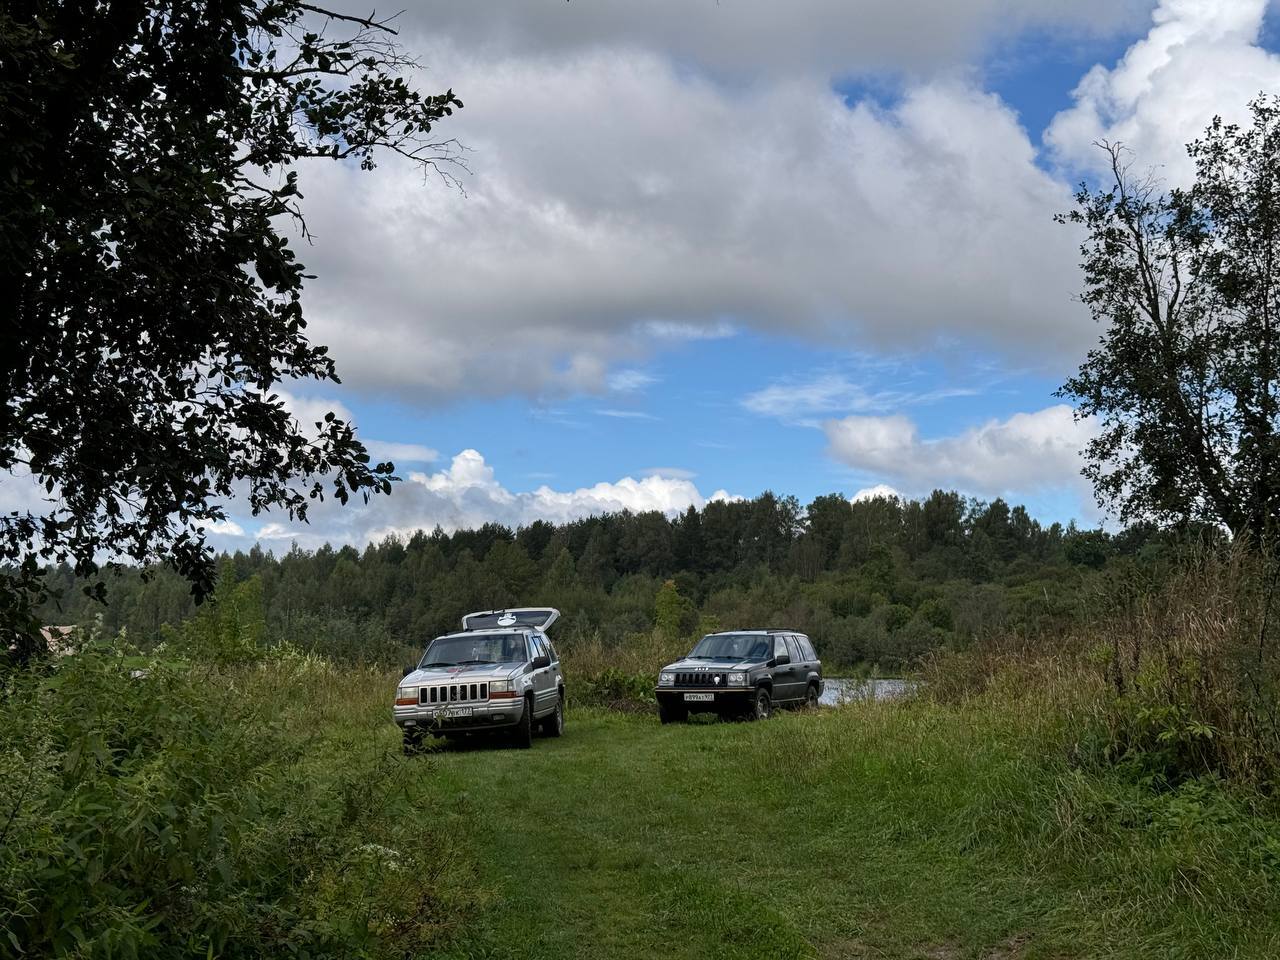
left=8, top=647, right=1280, bottom=958
left=386, top=695, right=1280, bottom=960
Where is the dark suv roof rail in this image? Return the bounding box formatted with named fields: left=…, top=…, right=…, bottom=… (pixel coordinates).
left=708, top=628, right=806, bottom=635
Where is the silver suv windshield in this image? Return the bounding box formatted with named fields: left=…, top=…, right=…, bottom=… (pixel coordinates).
left=421, top=633, right=528, bottom=668
left=688, top=633, right=771, bottom=661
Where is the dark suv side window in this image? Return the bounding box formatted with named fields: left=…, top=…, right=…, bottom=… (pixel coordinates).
left=784, top=635, right=803, bottom=663
left=773, top=634, right=790, bottom=661
left=796, top=635, right=817, bottom=661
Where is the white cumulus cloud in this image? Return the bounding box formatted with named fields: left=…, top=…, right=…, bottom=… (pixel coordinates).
left=1047, top=0, right=1280, bottom=182
left=824, top=404, right=1097, bottom=499
left=245, top=450, right=738, bottom=548
left=851, top=483, right=901, bottom=503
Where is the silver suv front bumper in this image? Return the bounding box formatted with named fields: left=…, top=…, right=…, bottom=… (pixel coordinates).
left=393, top=697, right=526, bottom=732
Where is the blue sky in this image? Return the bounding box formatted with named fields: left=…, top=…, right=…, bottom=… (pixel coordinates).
left=203, top=0, right=1280, bottom=549
left=330, top=331, right=1077, bottom=520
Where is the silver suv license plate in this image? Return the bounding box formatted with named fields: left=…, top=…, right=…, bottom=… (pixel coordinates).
left=437, top=706, right=473, bottom=718
left=683, top=693, right=714, bottom=702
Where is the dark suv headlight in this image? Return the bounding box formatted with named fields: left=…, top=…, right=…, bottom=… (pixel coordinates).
left=658, top=672, right=675, bottom=687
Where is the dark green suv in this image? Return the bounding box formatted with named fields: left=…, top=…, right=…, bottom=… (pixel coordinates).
left=655, top=629, right=823, bottom=723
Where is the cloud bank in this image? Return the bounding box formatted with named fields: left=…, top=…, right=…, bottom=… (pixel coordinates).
left=230, top=450, right=735, bottom=549
left=823, top=404, right=1097, bottom=500
left=300, top=60, right=1086, bottom=404
left=393, top=0, right=1146, bottom=78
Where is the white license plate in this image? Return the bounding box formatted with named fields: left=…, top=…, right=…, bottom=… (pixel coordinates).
left=436, top=707, right=473, bottom=718
left=683, top=693, right=714, bottom=702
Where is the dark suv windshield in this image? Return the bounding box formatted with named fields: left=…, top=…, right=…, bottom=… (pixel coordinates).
left=688, top=633, right=771, bottom=661
left=421, top=633, right=527, bottom=667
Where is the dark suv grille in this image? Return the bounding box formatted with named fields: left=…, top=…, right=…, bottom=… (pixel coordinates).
left=675, top=671, right=725, bottom=687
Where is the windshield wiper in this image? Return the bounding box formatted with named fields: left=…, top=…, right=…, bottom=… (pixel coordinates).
left=425, top=661, right=456, bottom=667
left=456, top=659, right=495, bottom=665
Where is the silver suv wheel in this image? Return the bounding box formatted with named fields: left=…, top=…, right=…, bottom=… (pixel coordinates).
left=541, top=694, right=564, bottom=737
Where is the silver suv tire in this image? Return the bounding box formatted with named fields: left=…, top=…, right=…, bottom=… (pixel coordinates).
left=512, top=695, right=534, bottom=748
left=541, top=694, right=564, bottom=737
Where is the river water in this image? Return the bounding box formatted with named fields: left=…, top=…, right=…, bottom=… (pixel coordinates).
left=820, top=677, right=917, bottom=706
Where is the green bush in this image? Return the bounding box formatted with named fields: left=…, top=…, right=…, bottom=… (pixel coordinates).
left=575, top=666, right=655, bottom=709
left=0, top=646, right=470, bottom=958
left=158, top=560, right=265, bottom=666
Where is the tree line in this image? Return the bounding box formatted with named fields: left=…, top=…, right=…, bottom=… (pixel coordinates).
left=37, top=490, right=1195, bottom=670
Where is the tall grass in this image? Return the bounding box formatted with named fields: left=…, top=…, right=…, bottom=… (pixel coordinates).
left=0, top=644, right=477, bottom=959
left=921, top=542, right=1280, bottom=791
left=729, top=687, right=1280, bottom=955
left=1091, top=546, right=1280, bottom=786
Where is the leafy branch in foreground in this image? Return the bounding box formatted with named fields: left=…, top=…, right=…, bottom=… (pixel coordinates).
left=0, top=1, right=463, bottom=660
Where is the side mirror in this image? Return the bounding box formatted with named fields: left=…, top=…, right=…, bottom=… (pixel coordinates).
left=532, top=655, right=551, bottom=669
left=775, top=653, right=791, bottom=666
left=766, top=657, right=777, bottom=668
left=403, top=664, right=416, bottom=677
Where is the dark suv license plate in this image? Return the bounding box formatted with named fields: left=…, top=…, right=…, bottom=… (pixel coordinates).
left=683, top=693, right=714, bottom=702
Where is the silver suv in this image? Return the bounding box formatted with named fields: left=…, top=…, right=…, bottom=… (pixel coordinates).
left=395, top=607, right=565, bottom=751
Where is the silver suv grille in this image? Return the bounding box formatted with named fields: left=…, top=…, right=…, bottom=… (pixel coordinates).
left=674, top=672, right=726, bottom=687
left=419, top=682, right=489, bottom=705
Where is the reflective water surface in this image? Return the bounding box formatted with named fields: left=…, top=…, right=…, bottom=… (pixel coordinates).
left=820, top=677, right=917, bottom=706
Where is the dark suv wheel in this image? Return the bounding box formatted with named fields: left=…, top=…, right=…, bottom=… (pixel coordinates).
left=804, top=683, right=820, bottom=710
left=747, top=686, right=772, bottom=721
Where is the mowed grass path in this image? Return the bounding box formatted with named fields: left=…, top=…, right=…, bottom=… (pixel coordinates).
left=410, top=704, right=1280, bottom=960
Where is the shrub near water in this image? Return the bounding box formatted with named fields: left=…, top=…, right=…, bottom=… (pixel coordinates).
left=1090, top=548, right=1280, bottom=788
left=924, top=544, right=1280, bottom=791
left=0, top=645, right=471, bottom=959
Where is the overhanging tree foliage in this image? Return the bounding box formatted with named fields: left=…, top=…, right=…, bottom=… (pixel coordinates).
left=1, top=1, right=462, bottom=659
left=1059, top=96, right=1280, bottom=540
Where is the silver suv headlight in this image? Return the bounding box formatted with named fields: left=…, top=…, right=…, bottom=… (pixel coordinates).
left=726, top=672, right=748, bottom=686
left=395, top=686, right=417, bottom=705
left=658, top=672, right=675, bottom=687
left=490, top=679, right=518, bottom=699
